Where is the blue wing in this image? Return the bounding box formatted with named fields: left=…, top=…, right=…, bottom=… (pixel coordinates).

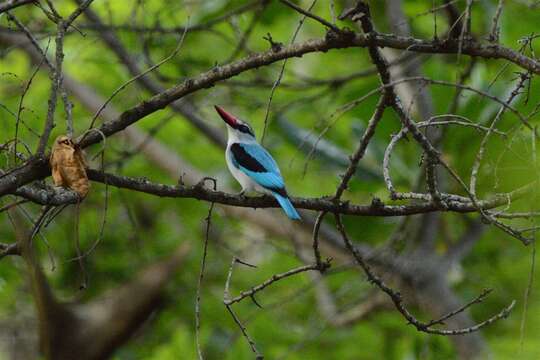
left=230, top=142, right=301, bottom=220
left=230, top=143, right=285, bottom=192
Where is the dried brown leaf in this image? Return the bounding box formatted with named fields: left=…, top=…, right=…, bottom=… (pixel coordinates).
left=49, top=135, right=89, bottom=198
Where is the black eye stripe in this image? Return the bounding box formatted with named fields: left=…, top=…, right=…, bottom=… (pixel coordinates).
left=239, top=125, right=254, bottom=135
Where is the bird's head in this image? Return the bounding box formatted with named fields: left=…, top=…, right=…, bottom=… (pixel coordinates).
left=214, top=105, right=256, bottom=142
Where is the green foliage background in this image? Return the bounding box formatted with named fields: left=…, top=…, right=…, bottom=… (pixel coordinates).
left=1, top=0, right=540, bottom=359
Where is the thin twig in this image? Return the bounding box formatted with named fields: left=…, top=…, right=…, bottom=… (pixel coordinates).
left=36, top=24, right=66, bottom=154
left=226, top=2, right=268, bottom=61
left=312, top=211, right=326, bottom=270
left=67, top=149, right=108, bottom=262
left=11, top=29, right=50, bottom=162
left=36, top=0, right=95, bottom=154
left=223, top=257, right=263, bottom=359
left=225, top=305, right=263, bottom=359
left=334, top=212, right=515, bottom=335
left=195, top=200, right=215, bottom=360
left=278, top=0, right=340, bottom=32
left=489, top=0, right=504, bottom=43
left=520, top=128, right=538, bottom=348
left=224, top=262, right=327, bottom=306
left=334, top=95, right=387, bottom=199
left=261, top=0, right=318, bottom=144
left=74, top=201, right=87, bottom=290
left=84, top=18, right=190, bottom=135
left=470, top=73, right=529, bottom=199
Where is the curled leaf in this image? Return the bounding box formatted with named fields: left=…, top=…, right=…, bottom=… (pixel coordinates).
left=49, top=135, right=89, bottom=198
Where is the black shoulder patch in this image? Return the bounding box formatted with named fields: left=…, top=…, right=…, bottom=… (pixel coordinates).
left=230, top=143, right=266, bottom=172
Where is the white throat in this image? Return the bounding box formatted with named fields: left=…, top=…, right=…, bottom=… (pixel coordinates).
left=227, top=126, right=257, bottom=145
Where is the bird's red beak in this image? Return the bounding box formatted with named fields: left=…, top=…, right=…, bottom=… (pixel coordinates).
left=214, top=105, right=238, bottom=128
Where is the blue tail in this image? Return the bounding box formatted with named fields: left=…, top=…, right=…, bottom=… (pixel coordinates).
left=273, top=193, right=301, bottom=220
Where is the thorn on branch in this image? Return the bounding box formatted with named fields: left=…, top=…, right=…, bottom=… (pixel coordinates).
left=177, top=173, right=186, bottom=187
left=236, top=258, right=257, bottom=268
left=371, top=197, right=384, bottom=208
left=250, top=294, right=263, bottom=308
left=318, top=257, right=332, bottom=273
left=263, top=32, right=283, bottom=52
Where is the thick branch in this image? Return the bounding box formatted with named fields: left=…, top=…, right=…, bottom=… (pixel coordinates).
left=77, top=4, right=227, bottom=147
left=11, top=169, right=528, bottom=217
left=1, top=26, right=539, bottom=196
left=72, top=30, right=540, bottom=148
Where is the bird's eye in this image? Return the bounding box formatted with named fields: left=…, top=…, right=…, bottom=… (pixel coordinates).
left=240, top=125, right=253, bottom=136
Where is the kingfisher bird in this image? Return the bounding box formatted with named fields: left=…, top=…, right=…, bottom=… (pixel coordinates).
left=215, top=105, right=301, bottom=220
